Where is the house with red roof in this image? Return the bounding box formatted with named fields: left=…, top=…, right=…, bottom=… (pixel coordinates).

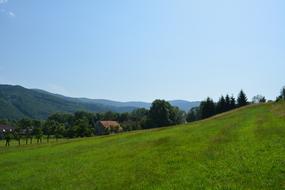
left=95, top=121, right=122, bottom=135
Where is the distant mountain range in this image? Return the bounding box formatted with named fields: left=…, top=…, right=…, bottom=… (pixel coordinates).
left=73, top=99, right=200, bottom=111
left=0, top=84, right=200, bottom=120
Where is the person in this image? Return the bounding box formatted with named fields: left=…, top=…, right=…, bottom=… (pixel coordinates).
left=4, top=131, right=12, bottom=147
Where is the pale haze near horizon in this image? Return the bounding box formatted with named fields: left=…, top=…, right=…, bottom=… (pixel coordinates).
left=0, top=0, right=284, bottom=102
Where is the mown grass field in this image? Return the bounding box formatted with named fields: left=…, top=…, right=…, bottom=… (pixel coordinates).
left=0, top=102, right=285, bottom=190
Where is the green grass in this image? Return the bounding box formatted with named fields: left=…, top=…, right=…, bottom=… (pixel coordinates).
left=1, top=102, right=285, bottom=190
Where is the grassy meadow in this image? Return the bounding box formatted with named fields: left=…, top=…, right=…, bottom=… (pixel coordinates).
left=0, top=102, right=285, bottom=189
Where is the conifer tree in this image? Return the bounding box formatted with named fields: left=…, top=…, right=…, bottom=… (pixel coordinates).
left=230, top=95, right=236, bottom=109
left=225, top=94, right=231, bottom=111
left=237, top=90, right=248, bottom=107
left=199, top=97, right=215, bottom=119
left=216, top=95, right=226, bottom=113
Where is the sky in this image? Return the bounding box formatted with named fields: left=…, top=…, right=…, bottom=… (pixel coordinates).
left=0, top=0, right=284, bottom=102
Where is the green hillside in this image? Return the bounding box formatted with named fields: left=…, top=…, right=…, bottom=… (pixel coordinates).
left=0, top=85, right=134, bottom=119
left=0, top=85, right=198, bottom=120
left=0, top=102, right=285, bottom=189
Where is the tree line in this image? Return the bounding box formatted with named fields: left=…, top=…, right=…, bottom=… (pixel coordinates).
left=187, top=90, right=266, bottom=122
left=1, top=86, right=285, bottom=146
left=0, top=99, right=186, bottom=146
left=186, top=86, right=284, bottom=123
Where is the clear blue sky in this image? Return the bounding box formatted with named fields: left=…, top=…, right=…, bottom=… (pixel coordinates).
left=0, top=0, right=284, bottom=102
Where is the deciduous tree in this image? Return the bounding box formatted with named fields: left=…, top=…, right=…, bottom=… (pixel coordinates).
left=252, top=95, right=266, bottom=103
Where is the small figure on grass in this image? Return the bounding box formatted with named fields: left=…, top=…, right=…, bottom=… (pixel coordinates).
left=4, top=131, right=13, bottom=147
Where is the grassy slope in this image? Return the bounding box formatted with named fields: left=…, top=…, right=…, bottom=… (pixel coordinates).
left=0, top=102, right=285, bottom=190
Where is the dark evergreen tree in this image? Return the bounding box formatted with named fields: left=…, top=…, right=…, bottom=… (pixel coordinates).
left=225, top=94, right=231, bottom=111
left=216, top=95, right=226, bottom=113
left=199, top=97, right=215, bottom=119
left=230, top=95, right=236, bottom=109
left=237, top=90, right=248, bottom=107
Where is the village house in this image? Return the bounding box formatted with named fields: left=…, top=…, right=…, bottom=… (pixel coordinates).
left=0, top=124, right=15, bottom=139
left=95, top=121, right=122, bottom=135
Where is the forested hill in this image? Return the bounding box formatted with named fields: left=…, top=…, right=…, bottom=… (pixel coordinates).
left=0, top=85, right=135, bottom=119
left=0, top=85, right=199, bottom=120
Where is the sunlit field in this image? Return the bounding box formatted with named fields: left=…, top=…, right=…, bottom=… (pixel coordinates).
left=0, top=102, right=285, bottom=190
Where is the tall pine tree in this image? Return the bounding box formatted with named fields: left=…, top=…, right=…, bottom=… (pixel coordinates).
left=199, top=97, right=215, bottom=119
left=237, top=90, right=248, bottom=107
left=225, top=94, right=231, bottom=111
left=216, top=95, right=226, bottom=113
left=230, top=95, right=236, bottom=109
